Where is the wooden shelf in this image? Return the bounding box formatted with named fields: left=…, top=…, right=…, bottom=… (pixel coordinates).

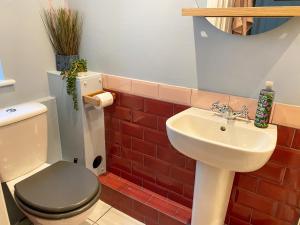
left=182, top=6, right=300, bottom=17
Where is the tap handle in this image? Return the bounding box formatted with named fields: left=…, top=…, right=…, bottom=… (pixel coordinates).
left=241, top=105, right=249, bottom=119
left=210, top=101, right=220, bottom=111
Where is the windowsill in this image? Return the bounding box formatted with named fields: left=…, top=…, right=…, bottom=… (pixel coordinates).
left=0, top=79, right=16, bottom=88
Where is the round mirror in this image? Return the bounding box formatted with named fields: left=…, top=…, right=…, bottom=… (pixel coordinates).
left=197, top=0, right=300, bottom=36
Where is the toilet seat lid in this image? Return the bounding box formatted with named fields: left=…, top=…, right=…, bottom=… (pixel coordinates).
left=14, top=161, right=100, bottom=214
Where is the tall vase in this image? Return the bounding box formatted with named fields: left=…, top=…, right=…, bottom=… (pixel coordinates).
left=55, top=55, right=79, bottom=71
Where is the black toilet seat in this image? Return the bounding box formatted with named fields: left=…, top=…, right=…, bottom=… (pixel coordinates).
left=14, top=161, right=101, bottom=219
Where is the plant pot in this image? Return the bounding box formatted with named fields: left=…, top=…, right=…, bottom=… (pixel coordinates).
left=55, top=55, right=79, bottom=71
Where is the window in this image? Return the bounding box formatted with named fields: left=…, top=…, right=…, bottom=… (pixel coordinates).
left=0, top=61, right=15, bottom=87
left=0, top=61, right=4, bottom=81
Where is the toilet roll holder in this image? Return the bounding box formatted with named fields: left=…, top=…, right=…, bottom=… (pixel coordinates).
left=83, top=90, right=116, bottom=107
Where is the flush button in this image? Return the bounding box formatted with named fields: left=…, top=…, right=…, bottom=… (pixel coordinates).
left=6, top=108, right=16, bottom=113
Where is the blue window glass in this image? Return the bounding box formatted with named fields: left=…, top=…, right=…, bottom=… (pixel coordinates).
left=0, top=62, right=4, bottom=80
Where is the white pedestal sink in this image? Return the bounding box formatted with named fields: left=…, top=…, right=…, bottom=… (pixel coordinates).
left=166, top=108, right=277, bottom=225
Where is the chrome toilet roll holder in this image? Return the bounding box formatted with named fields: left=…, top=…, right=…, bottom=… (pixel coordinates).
left=83, top=90, right=116, bottom=107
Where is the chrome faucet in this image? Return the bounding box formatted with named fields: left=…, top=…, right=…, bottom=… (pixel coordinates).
left=210, top=101, right=250, bottom=120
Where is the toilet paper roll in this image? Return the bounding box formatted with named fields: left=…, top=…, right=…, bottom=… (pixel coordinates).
left=94, top=92, right=114, bottom=108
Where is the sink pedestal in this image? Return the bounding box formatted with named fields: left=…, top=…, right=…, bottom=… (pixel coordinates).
left=191, top=161, right=235, bottom=225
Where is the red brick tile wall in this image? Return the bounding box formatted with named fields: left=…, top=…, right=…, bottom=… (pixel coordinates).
left=104, top=90, right=300, bottom=225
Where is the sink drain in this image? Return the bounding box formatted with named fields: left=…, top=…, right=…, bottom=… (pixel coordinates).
left=220, top=126, right=226, bottom=131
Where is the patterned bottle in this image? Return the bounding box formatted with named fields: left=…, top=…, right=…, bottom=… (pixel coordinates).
left=254, top=81, right=275, bottom=128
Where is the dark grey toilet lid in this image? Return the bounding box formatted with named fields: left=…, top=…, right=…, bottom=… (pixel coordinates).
left=14, top=161, right=100, bottom=214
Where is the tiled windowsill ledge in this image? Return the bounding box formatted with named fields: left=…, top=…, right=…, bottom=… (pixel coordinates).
left=0, top=79, right=16, bottom=88
left=102, top=73, right=300, bottom=130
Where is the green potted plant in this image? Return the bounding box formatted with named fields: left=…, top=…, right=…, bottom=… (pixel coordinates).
left=42, top=7, right=83, bottom=71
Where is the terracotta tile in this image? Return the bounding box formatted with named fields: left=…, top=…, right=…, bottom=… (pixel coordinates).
left=230, top=204, right=252, bottom=222
left=183, top=185, right=194, bottom=199
left=99, top=173, right=127, bottom=190
left=158, top=84, right=191, bottom=106
left=257, top=181, right=287, bottom=202
left=121, top=147, right=143, bottom=164
left=237, top=174, right=258, bottom=192
left=147, top=196, right=178, bottom=217
left=229, top=96, right=258, bottom=120
left=120, top=121, right=143, bottom=139
left=143, top=180, right=169, bottom=198
left=276, top=126, right=295, bottom=148
left=170, top=167, right=195, bottom=186
left=175, top=207, right=192, bottom=224
left=120, top=172, right=143, bottom=186
left=132, top=111, right=158, bottom=129
left=120, top=184, right=152, bottom=203
left=110, top=131, right=122, bottom=145
left=191, top=89, right=230, bottom=110
left=111, top=106, right=132, bottom=121
left=251, top=162, right=285, bottom=183
left=158, top=213, right=185, bottom=225
left=168, top=192, right=193, bottom=208
left=283, top=168, right=300, bottom=190
left=271, top=145, right=300, bottom=168
left=121, top=134, right=132, bottom=148
left=144, top=98, right=174, bottom=117
left=132, top=138, right=156, bottom=157
left=185, top=158, right=196, bottom=172
left=144, top=156, right=170, bottom=176
left=132, top=163, right=156, bottom=183
left=109, top=155, right=132, bottom=174
left=157, top=146, right=186, bottom=168
left=110, top=118, right=121, bottom=131
left=157, top=117, right=167, bottom=132
left=235, top=189, right=276, bottom=215
left=286, top=190, right=300, bottom=208
left=174, top=104, right=190, bottom=115
left=275, top=204, right=300, bottom=223
left=132, top=79, right=159, bottom=99
left=110, top=144, right=121, bottom=156
left=102, top=74, right=132, bottom=93
left=292, top=129, right=300, bottom=150
left=272, top=103, right=300, bottom=129
left=133, top=201, right=159, bottom=222
left=229, top=216, right=251, bottom=225
left=144, top=128, right=170, bottom=147
left=251, top=211, right=283, bottom=225
left=120, top=93, right=144, bottom=111
left=156, top=174, right=183, bottom=194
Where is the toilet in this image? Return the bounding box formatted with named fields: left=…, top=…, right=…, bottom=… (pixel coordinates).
left=0, top=102, right=101, bottom=225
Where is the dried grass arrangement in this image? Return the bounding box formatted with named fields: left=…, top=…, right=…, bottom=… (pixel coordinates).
left=42, top=8, right=82, bottom=56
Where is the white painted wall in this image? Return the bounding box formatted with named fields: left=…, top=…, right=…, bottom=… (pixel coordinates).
left=69, top=0, right=198, bottom=88
left=69, top=0, right=300, bottom=105
left=0, top=0, right=62, bottom=108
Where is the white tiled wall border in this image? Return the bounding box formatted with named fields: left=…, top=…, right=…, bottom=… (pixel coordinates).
left=102, top=73, right=300, bottom=129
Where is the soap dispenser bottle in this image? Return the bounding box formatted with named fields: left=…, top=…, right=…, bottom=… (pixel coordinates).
left=254, top=81, right=275, bottom=128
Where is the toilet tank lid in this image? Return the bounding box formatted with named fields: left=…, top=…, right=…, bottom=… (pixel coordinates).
left=0, top=103, right=47, bottom=127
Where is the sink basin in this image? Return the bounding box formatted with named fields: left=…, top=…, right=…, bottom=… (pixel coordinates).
left=166, top=107, right=277, bottom=225
left=166, top=107, right=277, bottom=172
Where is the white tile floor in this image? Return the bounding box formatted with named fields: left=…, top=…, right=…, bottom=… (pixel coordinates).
left=19, top=200, right=145, bottom=225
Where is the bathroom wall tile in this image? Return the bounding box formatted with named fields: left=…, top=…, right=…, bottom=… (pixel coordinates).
left=229, top=203, right=252, bottom=222
left=157, top=117, right=167, bottom=132
left=173, top=104, right=190, bottom=114
left=292, top=129, right=300, bottom=150
left=251, top=162, right=285, bottom=183
left=275, top=203, right=300, bottom=223
left=272, top=103, right=300, bottom=129
left=147, top=196, right=178, bottom=217
left=144, top=99, right=174, bottom=117
left=235, top=189, right=275, bottom=215
left=257, top=181, right=287, bottom=202
left=270, top=146, right=300, bottom=168
left=170, top=167, right=195, bottom=186
left=167, top=192, right=193, bottom=209
left=229, top=216, right=251, bottom=225
left=229, top=96, right=258, bottom=120
left=132, top=111, right=158, bottom=129
left=120, top=93, right=144, bottom=111
left=132, top=163, right=156, bottom=183
left=144, top=156, right=170, bottom=176
left=132, top=138, right=156, bottom=157
left=158, top=84, right=191, bottom=106
left=277, top=126, right=295, bottom=148
left=133, top=201, right=159, bottom=222
left=102, top=74, right=132, bottom=93
left=157, top=145, right=186, bottom=168
left=131, top=79, right=159, bottom=99
left=156, top=174, right=183, bottom=194
left=251, top=211, right=281, bottom=225
left=236, top=175, right=258, bottom=192
left=121, top=121, right=143, bottom=139
left=191, top=89, right=230, bottom=110
left=144, top=128, right=170, bottom=147
left=183, top=185, right=194, bottom=199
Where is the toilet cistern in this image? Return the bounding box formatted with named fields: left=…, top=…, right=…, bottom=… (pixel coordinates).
left=166, top=107, right=277, bottom=225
